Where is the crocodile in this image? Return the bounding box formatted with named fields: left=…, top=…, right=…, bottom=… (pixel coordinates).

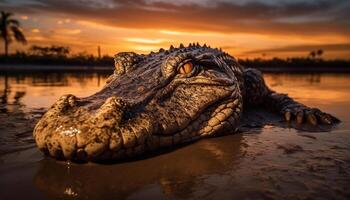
left=33, top=43, right=339, bottom=162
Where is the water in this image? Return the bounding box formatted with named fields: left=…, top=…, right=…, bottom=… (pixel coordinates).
left=0, top=71, right=349, bottom=199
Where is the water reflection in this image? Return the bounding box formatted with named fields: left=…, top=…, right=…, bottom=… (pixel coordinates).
left=0, top=71, right=111, bottom=155
left=263, top=73, right=350, bottom=106
left=34, top=135, right=244, bottom=199
left=1, top=72, right=350, bottom=111
left=0, top=71, right=111, bottom=110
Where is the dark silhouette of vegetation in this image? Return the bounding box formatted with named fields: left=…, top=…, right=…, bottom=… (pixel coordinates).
left=30, top=45, right=70, bottom=57
left=1, top=48, right=349, bottom=72
left=239, top=57, right=350, bottom=72
left=0, top=11, right=27, bottom=56
left=0, top=11, right=348, bottom=72
left=0, top=44, right=349, bottom=72
left=309, top=49, right=324, bottom=59
left=0, top=45, right=113, bottom=66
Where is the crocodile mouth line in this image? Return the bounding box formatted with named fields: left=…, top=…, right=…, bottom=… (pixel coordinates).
left=148, top=89, right=242, bottom=149
left=154, top=83, right=238, bottom=134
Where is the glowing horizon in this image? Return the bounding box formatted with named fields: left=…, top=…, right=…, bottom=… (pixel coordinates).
left=1, top=0, right=350, bottom=59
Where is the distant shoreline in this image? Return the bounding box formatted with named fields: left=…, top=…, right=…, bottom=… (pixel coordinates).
left=0, top=64, right=113, bottom=72
left=255, top=67, right=350, bottom=73
left=1, top=63, right=350, bottom=73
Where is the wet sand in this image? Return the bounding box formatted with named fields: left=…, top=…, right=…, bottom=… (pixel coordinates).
left=0, top=72, right=350, bottom=199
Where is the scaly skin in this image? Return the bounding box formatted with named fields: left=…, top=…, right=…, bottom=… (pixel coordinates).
left=33, top=43, right=339, bottom=162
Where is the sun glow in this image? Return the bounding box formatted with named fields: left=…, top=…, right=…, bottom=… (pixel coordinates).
left=124, top=38, right=165, bottom=44
left=31, top=28, right=40, bottom=33
left=5, top=0, right=350, bottom=59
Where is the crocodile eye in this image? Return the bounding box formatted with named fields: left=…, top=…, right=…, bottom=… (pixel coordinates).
left=178, top=62, right=194, bottom=74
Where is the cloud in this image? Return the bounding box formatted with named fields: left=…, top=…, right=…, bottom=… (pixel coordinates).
left=31, top=28, right=40, bottom=33
left=54, top=29, right=81, bottom=35
left=124, top=38, right=166, bottom=44
left=3, top=0, right=350, bottom=37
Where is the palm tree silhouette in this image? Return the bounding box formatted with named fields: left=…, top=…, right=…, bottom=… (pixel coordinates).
left=316, top=49, right=323, bottom=57
left=0, top=11, right=27, bottom=56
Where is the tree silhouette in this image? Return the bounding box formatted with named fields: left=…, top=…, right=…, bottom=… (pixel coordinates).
left=316, top=49, right=323, bottom=57
left=309, top=51, right=316, bottom=59
left=0, top=11, right=27, bottom=56
left=309, top=49, right=324, bottom=59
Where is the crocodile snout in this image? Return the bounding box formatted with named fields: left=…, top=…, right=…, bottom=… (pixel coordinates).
left=33, top=95, right=130, bottom=161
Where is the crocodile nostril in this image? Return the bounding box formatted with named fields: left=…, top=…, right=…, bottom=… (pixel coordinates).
left=67, top=95, right=77, bottom=107
left=54, top=94, right=77, bottom=111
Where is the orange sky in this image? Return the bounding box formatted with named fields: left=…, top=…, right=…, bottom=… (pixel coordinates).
left=2, top=0, right=350, bottom=59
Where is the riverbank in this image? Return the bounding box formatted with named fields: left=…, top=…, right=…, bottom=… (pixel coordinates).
left=1, top=63, right=350, bottom=73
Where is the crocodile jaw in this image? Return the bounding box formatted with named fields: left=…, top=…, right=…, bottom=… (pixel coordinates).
left=33, top=87, right=242, bottom=162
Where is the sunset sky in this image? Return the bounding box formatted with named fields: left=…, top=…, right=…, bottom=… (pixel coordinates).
left=1, top=0, right=350, bottom=59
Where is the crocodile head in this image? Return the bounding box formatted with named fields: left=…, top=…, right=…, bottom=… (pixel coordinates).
left=34, top=43, right=244, bottom=162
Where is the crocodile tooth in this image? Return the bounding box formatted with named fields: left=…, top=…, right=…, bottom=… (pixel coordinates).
left=59, top=131, right=78, bottom=159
